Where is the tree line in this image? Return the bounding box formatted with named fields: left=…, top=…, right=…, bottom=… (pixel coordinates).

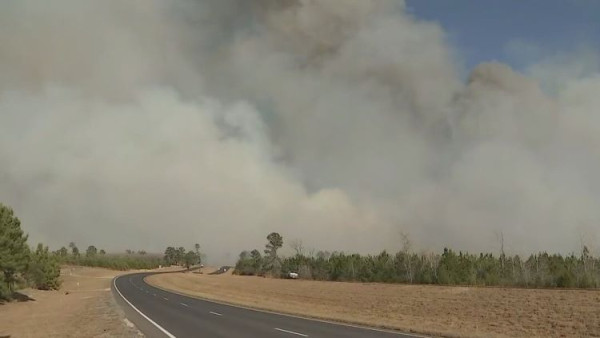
left=55, top=242, right=164, bottom=270
left=163, top=244, right=202, bottom=269
left=53, top=242, right=204, bottom=271
left=1, top=201, right=205, bottom=301
left=235, top=232, right=600, bottom=288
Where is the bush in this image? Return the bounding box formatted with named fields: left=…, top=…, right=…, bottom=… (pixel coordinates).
left=27, top=244, right=61, bottom=290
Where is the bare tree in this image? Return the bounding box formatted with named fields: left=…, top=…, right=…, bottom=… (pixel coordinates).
left=400, top=232, right=412, bottom=253
left=495, top=231, right=506, bottom=270
left=423, top=250, right=440, bottom=281
left=400, top=232, right=413, bottom=282
left=289, top=239, right=305, bottom=256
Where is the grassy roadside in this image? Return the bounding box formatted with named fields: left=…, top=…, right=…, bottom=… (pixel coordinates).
left=0, top=266, right=143, bottom=338
left=146, top=272, right=600, bottom=338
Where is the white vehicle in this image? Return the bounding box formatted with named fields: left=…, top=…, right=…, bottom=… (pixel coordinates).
left=288, top=272, right=299, bottom=279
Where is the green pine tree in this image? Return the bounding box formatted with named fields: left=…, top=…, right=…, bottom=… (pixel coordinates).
left=0, top=203, right=30, bottom=299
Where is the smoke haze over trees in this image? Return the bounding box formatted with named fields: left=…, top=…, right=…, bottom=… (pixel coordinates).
left=235, top=233, right=600, bottom=288
left=1, top=1, right=600, bottom=261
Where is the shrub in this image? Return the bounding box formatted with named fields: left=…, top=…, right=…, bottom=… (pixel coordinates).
left=27, top=244, right=61, bottom=290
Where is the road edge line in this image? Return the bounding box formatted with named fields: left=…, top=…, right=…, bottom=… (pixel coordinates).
left=113, top=275, right=176, bottom=338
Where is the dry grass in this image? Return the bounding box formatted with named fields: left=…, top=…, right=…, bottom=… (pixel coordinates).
left=0, top=266, right=144, bottom=338
left=147, top=272, right=600, bottom=338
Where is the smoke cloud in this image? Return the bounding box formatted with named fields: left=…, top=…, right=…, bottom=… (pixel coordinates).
left=1, top=0, right=599, bottom=261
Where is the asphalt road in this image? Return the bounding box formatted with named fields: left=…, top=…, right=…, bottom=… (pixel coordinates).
left=112, top=272, right=425, bottom=338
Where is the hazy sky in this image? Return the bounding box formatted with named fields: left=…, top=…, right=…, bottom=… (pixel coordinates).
left=1, top=1, right=599, bottom=263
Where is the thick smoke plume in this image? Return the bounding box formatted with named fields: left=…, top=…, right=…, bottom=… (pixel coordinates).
left=1, top=0, right=599, bottom=261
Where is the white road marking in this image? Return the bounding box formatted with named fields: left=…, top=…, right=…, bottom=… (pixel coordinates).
left=180, top=303, right=189, bottom=307
left=113, top=277, right=176, bottom=338
left=274, top=328, right=308, bottom=337
left=209, top=311, right=223, bottom=316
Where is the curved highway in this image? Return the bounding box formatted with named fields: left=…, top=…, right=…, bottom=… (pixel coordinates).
left=112, top=272, right=425, bottom=338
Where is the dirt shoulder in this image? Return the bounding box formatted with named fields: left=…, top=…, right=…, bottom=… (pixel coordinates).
left=0, top=266, right=144, bottom=338
left=146, top=272, right=600, bottom=338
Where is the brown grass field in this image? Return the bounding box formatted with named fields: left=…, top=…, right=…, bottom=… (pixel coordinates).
left=147, top=272, right=600, bottom=338
left=0, top=266, right=142, bottom=338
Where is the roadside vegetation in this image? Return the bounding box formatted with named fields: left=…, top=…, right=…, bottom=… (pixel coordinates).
left=1, top=201, right=203, bottom=301
left=59, top=246, right=163, bottom=270
left=235, top=232, right=600, bottom=288
left=163, top=244, right=202, bottom=269
left=53, top=243, right=203, bottom=271
left=1, top=203, right=61, bottom=300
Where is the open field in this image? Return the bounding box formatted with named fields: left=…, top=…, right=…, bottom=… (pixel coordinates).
left=147, top=272, right=600, bottom=338
left=0, top=266, right=143, bottom=338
